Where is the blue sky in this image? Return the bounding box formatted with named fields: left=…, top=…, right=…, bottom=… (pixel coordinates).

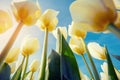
left=0, top=0, right=120, bottom=78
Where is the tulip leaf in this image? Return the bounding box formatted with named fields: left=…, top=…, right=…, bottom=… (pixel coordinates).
left=61, top=35, right=81, bottom=80
left=112, top=54, right=120, bottom=61
left=47, top=50, right=61, bottom=80
left=0, top=63, right=10, bottom=80
left=105, top=47, right=118, bottom=80
left=11, top=63, right=22, bottom=80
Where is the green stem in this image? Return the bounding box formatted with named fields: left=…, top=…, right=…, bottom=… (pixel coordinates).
left=21, top=56, right=29, bottom=80
left=0, top=21, right=23, bottom=66
left=39, top=28, right=48, bottom=80
left=30, top=72, right=34, bottom=80
left=57, top=28, right=62, bottom=54
left=81, top=55, right=94, bottom=79
left=108, top=23, right=120, bottom=38
left=82, top=39, right=100, bottom=80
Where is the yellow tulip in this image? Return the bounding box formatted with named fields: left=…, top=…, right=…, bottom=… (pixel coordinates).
left=70, top=0, right=117, bottom=32
left=100, top=62, right=120, bottom=80
left=5, top=48, right=20, bottom=63
left=79, top=70, right=89, bottom=80
left=9, top=62, right=16, bottom=74
left=21, top=37, right=40, bottom=56
left=87, top=42, right=106, bottom=60
left=29, top=59, right=39, bottom=72
left=69, top=37, right=85, bottom=55
left=68, top=21, right=86, bottom=39
left=0, top=10, right=12, bottom=33
left=11, top=0, right=41, bottom=26
left=52, top=26, right=67, bottom=39
left=38, top=9, right=59, bottom=32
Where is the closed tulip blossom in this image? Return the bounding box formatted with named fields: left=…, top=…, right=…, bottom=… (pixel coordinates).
left=69, top=37, right=85, bottom=55
left=68, top=21, right=86, bottom=39
left=5, top=48, right=20, bottom=63
left=21, top=37, right=39, bottom=56
left=100, top=62, right=120, bottom=80
left=70, top=0, right=117, bottom=32
left=87, top=42, right=106, bottom=60
left=0, top=10, right=12, bottom=33
left=39, top=9, right=59, bottom=32
left=29, top=59, right=40, bottom=72
left=52, top=26, right=67, bottom=39
left=12, top=0, right=41, bottom=26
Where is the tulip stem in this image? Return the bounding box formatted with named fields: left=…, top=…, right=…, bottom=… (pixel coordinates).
left=30, top=72, right=34, bottom=80
left=81, top=55, right=94, bottom=79
left=0, top=21, right=23, bottom=66
left=108, top=23, right=120, bottom=38
left=57, top=28, right=62, bottom=54
left=21, top=56, right=29, bottom=80
left=82, top=39, right=100, bottom=80
left=39, top=28, right=48, bottom=80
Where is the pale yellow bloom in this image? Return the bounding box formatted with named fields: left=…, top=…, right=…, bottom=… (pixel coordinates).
left=12, top=1, right=41, bottom=26
left=5, top=48, right=20, bottom=63
left=21, top=37, right=40, bottom=56
left=38, top=9, right=59, bottom=32
left=100, top=62, right=120, bottom=80
left=70, top=0, right=117, bottom=32
left=0, top=10, right=12, bottom=33
left=52, top=26, right=67, bottom=39
left=87, top=42, right=106, bottom=60
left=79, top=70, right=90, bottom=80
left=29, top=59, right=39, bottom=72
left=69, top=37, right=85, bottom=55
left=9, top=62, right=16, bottom=74
left=68, top=21, right=86, bottom=39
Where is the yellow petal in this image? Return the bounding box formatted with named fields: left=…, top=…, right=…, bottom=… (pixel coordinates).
left=29, top=59, right=39, bottom=72
left=87, top=42, right=106, bottom=60
left=39, top=9, right=59, bottom=32
left=12, top=1, right=41, bottom=26
left=70, top=0, right=116, bottom=32
left=0, top=10, right=12, bottom=34
left=21, top=37, right=40, bottom=56
left=68, top=22, right=87, bottom=38
left=69, top=37, right=85, bottom=55
left=5, top=48, right=20, bottom=63
left=52, top=26, right=67, bottom=39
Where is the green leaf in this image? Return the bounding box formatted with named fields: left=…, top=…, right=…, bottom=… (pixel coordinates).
left=105, top=47, right=118, bottom=80
left=11, top=63, right=22, bottom=80
left=47, top=50, right=61, bottom=80
left=112, top=54, right=120, bottom=61
left=24, top=71, right=31, bottom=78
left=61, top=36, right=81, bottom=80
left=0, top=63, right=10, bottom=80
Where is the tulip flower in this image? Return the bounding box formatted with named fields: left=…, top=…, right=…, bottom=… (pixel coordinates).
left=68, top=21, right=86, bottom=39
left=21, top=37, right=39, bottom=56
left=52, top=26, right=67, bottom=39
left=0, top=10, right=12, bottom=34
left=38, top=9, right=59, bottom=32
left=29, top=59, right=39, bottom=80
left=38, top=9, right=59, bottom=80
left=12, top=0, right=41, bottom=26
left=87, top=42, right=106, bottom=60
left=70, top=0, right=117, bottom=32
left=69, top=37, right=94, bottom=79
left=0, top=0, right=41, bottom=66
left=100, top=62, right=120, bottom=80
left=79, top=70, right=90, bottom=80
left=29, top=59, right=39, bottom=72
left=5, top=48, right=20, bottom=63
left=69, top=37, right=85, bottom=55
left=9, top=62, right=16, bottom=74
left=21, top=37, right=39, bottom=80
